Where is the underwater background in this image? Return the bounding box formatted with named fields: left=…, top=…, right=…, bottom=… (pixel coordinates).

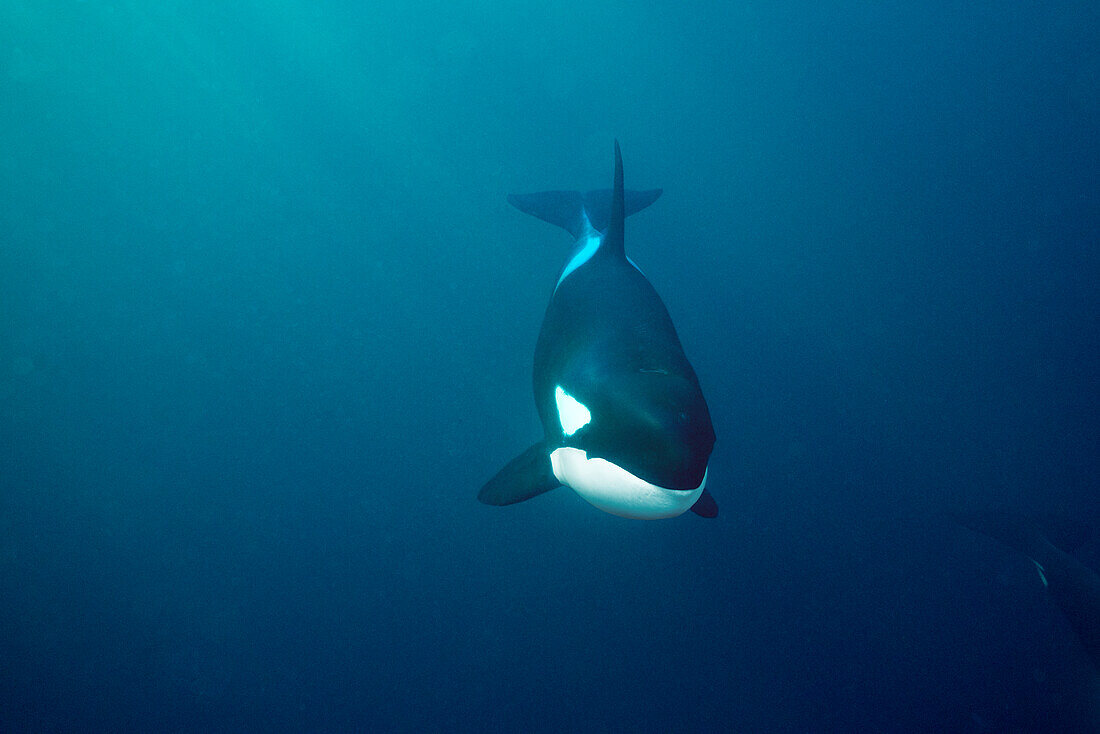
left=2, top=1, right=1098, bottom=731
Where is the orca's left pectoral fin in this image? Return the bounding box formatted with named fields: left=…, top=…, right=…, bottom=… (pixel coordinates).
left=690, top=488, right=718, bottom=518
left=478, top=441, right=560, bottom=506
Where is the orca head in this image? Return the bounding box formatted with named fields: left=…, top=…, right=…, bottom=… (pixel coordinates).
left=554, top=370, right=715, bottom=491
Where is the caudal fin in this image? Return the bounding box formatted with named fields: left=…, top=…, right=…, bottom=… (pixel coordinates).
left=507, top=147, right=660, bottom=239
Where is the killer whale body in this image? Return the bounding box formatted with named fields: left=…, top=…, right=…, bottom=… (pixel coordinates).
left=479, top=142, right=717, bottom=520
left=956, top=511, right=1100, bottom=669
left=955, top=511, right=1100, bottom=729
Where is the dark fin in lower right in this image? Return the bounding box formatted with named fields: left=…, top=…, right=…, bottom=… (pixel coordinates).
left=507, top=188, right=662, bottom=240
left=478, top=441, right=560, bottom=506
left=690, top=488, right=719, bottom=518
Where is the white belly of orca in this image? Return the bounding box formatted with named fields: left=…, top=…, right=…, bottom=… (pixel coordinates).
left=549, top=446, right=706, bottom=520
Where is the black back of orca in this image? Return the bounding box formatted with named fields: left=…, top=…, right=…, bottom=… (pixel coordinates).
left=479, top=142, right=717, bottom=519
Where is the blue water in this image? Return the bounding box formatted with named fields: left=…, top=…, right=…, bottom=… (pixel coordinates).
left=2, top=2, right=1098, bottom=731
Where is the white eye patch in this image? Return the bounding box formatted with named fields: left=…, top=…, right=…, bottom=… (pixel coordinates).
left=554, top=385, right=591, bottom=436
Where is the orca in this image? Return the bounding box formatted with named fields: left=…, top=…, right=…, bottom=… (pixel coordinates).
left=956, top=511, right=1100, bottom=670
left=478, top=142, right=718, bottom=519
left=955, top=510, right=1100, bottom=730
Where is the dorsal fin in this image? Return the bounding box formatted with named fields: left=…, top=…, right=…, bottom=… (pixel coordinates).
left=603, top=140, right=626, bottom=257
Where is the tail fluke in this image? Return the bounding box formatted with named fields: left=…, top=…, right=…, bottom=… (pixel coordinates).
left=507, top=143, right=660, bottom=240
left=507, top=189, right=661, bottom=239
